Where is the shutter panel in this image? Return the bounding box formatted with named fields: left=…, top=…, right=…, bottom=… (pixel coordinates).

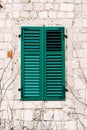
left=21, top=27, right=43, bottom=100
left=44, top=27, right=65, bottom=100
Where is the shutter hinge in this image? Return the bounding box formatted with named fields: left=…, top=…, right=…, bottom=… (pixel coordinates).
left=64, top=35, right=68, bottom=38
left=0, top=4, right=3, bottom=9
left=18, top=34, right=21, bottom=38
left=18, top=88, right=21, bottom=91
left=65, top=88, right=68, bottom=92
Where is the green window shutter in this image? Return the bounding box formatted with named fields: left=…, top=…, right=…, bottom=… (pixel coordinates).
left=21, top=27, right=43, bottom=100
left=21, top=26, right=65, bottom=101
left=44, top=27, right=65, bottom=100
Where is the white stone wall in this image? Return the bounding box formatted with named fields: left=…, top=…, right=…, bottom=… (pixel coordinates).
left=0, top=0, right=87, bottom=130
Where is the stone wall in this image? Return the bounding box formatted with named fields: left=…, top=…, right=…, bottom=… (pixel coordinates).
left=0, top=0, right=87, bottom=130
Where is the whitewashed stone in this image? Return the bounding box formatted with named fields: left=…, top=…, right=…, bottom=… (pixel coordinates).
left=47, top=0, right=54, bottom=2
left=30, top=11, right=37, bottom=18
left=75, top=4, right=82, bottom=11
left=23, top=101, right=42, bottom=108
left=45, top=101, right=62, bottom=108
left=64, top=121, right=77, bottom=130
left=0, top=34, right=4, bottom=41
left=82, top=12, right=87, bottom=19
left=14, top=0, right=21, bottom=2
left=79, top=58, right=87, bottom=68
left=6, top=4, right=12, bottom=12
left=72, top=33, right=78, bottom=41
left=79, top=90, right=86, bottom=100
left=66, top=12, right=74, bottom=18
left=5, top=90, right=13, bottom=99
left=4, top=58, right=12, bottom=69
left=54, top=110, right=63, bottom=121
left=0, top=60, right=4, bottom=69
left=83, top=20, right=87, bottom=27
left=72, top=58, right=79, bottom=68
left=13, top=120, right=23, bottom=130
left=23, top=3, right=33, bottom=11
left=24, top=110, right=33, bottom=121
left=39, top=11, right=47, bottom=18
left=3, top=69, right=12, bottom=79
left=55, top=0, right=63, bottom=3
left=77, top=120, right=85, bottom=130
left=74, top=79, right=86, bottom=89
left=74, top=19, right=83, bottom=27
left=31, top=0, right=39, bottom=2
left=75, top=0, right=81, bottom=3
left=3, top=110, right=10, bottom=119
left=0, top=13, right=6, bottom=19
left=24, top=121, right=33, bottom=130
left=41, top=121, right=53, bottom=130
left=39, top=0, right=47, bottom=2
left=0, top=69, right=3, bottom=78
left=13, top=101, right=23, bottom=109
left=64, top=0, right=74, bottom=2
left=59, top=19, right=72, bottom=27
left=7, top=13, right=13, bottom=18
left=60, top=3, right=74, bottom=11
left=7, top=0, right=12, bottom=3
left=34, top=3, right=44, bottom=10
left=51, top=122, right=63, bottom=130
left=1, top=100, right=8, bottom=110
left=6, top=19, right=14, bottom=27
left=73, top=69, right=82, bottom=79
left=63, top=98, right=75, bottom=107
left=48, top=11, right=57, bottom=18
left=20, top=11, right=29, bottom=18
left=14, top=110, right=23, bottom=120
left=82, top=5, right=87, bottom=11
left=13, top=11, right=19, bottom=18
left=33, top=109, right=41, bottom=121
left=58, top=12, right=65, bottom=18
left=45, top=3, right=54, bottom=10
left=4, top=34, right=12, bottom=42
left=82, top=0, right=87, bottom=3
left=2, top=78, right=13, bottom=90
left=54, top=4, right=59, bottom=10
left=0, top=50, right=7, bottom=59
left=0, top=20, right=5, bottom=27
left=78, top=33, right=87, bottom=41
left=44, top=110, right=54, bottom=120
left=63, top=107, right=72, bottom=121
left=13, top=4, right=22, bottom=10
left=81, top=42, right=87, bottom=49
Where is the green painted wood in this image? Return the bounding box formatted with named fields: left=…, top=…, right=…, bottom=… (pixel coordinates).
left=44, top=27, right=65, bottom=100
left=21, top=26, right=65, bottom=101
left=21, top=27, right=43, bottom=100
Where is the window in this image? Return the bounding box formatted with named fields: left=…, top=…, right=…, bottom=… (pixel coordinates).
left=21, top=26, right=65, bottom=101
